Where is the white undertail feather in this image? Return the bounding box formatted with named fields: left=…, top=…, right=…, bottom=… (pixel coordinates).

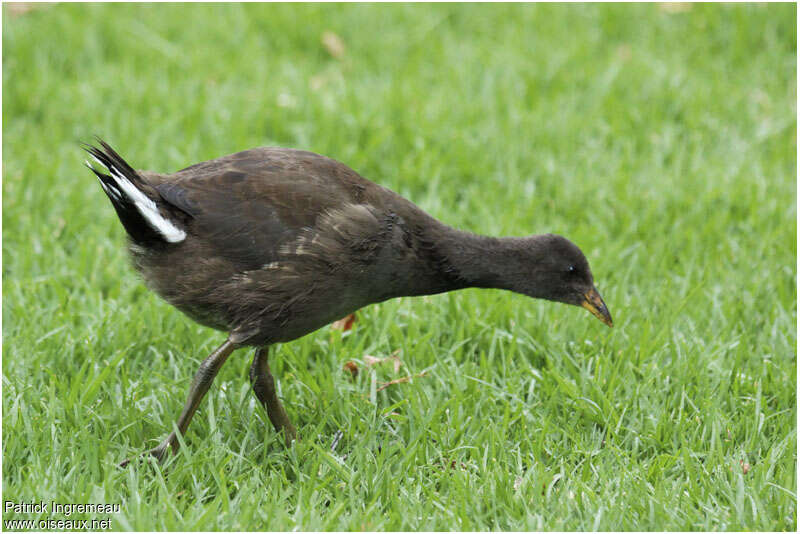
left=88, top=155, right=186, bottom=243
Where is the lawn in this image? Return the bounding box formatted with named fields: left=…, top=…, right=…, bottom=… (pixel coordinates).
left=2, top=2, right=796, bottom=531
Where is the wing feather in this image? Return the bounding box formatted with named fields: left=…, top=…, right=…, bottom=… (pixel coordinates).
left=148, top=148, right=375, bottom=271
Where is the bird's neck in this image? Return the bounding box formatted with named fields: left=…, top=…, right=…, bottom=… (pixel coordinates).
left=384, top=197, right=537, bottom=297
left=432, top=225, right=529, bottom=291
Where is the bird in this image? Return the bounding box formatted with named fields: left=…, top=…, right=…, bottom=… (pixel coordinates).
left=83, top=139, right=612, bottom=466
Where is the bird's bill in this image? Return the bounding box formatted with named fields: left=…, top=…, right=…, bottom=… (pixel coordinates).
left=581, top=286, right=613, bottom=327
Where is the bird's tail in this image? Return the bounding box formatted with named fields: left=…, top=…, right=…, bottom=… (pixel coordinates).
left=83, top=140, right=186, bottom=245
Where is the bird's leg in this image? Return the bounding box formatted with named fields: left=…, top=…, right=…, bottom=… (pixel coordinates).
left=120, top=338, right=237, bottom=467
left=249, top=346, right=297, bottom=446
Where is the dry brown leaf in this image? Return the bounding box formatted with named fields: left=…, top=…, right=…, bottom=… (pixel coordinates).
left=331, top=313, right=356, bottom=331
left=376, top=371, right=428, bottom=392
left=363, top=350, right=403, bottom=372
left=436, top=458, right=469, bottom=472
left=321, top=31, right=346, bottom=59
left=616, top=44, right=632, bottom=62
left=740, top=460, right=751, bottom=475
left=364, top=354, right=382, bottom=366
left=6, top=3, right=51, bottom=17
left=390, top=350, right=402, bottom=372
left=658, top=3, right=692, bottom=14
left=343, top=360, right=359, bottom=378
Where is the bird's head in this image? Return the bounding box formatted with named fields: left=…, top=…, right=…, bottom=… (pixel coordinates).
left=501, top=234, right=613, bottom=327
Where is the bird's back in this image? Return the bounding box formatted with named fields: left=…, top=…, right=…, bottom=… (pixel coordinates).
left=144, top=147, right=382, bottom=270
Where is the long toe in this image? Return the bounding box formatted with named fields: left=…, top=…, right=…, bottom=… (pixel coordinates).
left=118, top=443, right=171, bottom=468
left=284, top=425, right=298, bottom=447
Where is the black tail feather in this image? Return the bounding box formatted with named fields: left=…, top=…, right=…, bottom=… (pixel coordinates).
left=83, top=139, right=180, bottom=245
left=83, top=138, right=149, bottom=191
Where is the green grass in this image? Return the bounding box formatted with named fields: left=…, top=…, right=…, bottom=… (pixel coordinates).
left=2, top=2, right=796, bottom=530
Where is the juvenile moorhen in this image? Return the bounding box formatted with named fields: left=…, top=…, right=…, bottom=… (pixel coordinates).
left=84, top=140, right=612, bottom=466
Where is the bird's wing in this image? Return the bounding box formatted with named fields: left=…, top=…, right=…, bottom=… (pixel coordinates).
left=148, top=148, right=375, bottom=271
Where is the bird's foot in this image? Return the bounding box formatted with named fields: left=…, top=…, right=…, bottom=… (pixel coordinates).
left=119, top=436, right=176, bottom=468
left=282, top=425, right=298, bottom=448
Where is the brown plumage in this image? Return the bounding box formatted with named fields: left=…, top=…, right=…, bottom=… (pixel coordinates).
left=84, top=140, right=612, bottom=465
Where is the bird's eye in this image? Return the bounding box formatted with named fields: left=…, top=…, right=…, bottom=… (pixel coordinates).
left=567, top=265, right=576, bottom=274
